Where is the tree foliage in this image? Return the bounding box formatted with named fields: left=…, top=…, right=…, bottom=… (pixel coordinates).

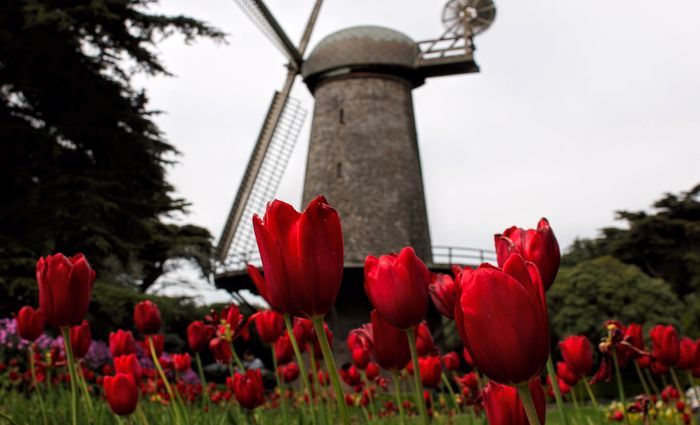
left=548, top=256, right=683, bottom=342
left=562, top=184, right=700, bottom=297
left=0, top=0, right=225, bottom=291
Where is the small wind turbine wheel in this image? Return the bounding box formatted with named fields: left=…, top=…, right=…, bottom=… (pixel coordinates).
left=442, top=0, right=497, bottom=37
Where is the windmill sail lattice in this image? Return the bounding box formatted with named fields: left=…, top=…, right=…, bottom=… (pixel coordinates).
left=217, top=92, right=307, bottom=269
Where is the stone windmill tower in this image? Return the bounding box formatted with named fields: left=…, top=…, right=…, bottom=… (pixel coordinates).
left=216, top=0, right=497, bottom=345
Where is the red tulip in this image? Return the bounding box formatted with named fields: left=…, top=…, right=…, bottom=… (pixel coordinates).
left=210, top=337, right=232, bottom=364
left=637, top=354, right=652, bottom=369
left=620, top=323, right=645, bottom=362
left=274, top=334, right=294, bottom=365
left=229, top=369, right=265, bottom=409
left=456, top=372, right=479, bottom=391
left=280, top=362, right=300, bottom=383
left=16, top=306, right=45, bottom=341
left=340, top=365, right=362, bottom=386
left=103, top=373, right=138, bottom=416
left=650, top=325, right=680, bottom=367
left=109, top=330, right=135, bottom=357
left=173, top=353, right=191, bottom=372
left=252, top=196, right=344, bottom=318
left=366, top=362, right=380, bottom=381
left=69, top=320, right=91, bottom=359
left=352, top=347, right=370, bottom=369
left=457, top=253, right=549, bottom=385
left=677, top=337, right=697, bottom=370
left=133, top=300, right=161, bottom=335
left=556, top=361, right=580, bottom=386
left=494, top=218, right=560, bottom=291
left=370, top=310, right=410, bottom=371
left=36, top=253, right=96, bottom=327
left=114, top=354, right=142, bottom=382
left=293, top=317, right=314, bottom=348
left=415, top=322, right=434, bottom=357
left=187, top=321, right=214, bottom=352
left=347, top=326, right=372, bottom=351
left=418, top=355, right=442, bottom=389
left=250, top=310, right=285, bottom=345
left=559, top=335, right=593, bottom=377
left=483, top=380, right=546, bottom=425
left=429, top=273, right=457, bottom=319
left=650, top=358, right=669, bottom=375
left=365, top=247, right=431, bottom=330
left=462, top=347, right=474, bottom=367
left=442, top=351, right=460, bottom=371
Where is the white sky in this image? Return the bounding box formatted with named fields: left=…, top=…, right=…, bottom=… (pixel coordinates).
left=136, top=0, right=700, bottom=303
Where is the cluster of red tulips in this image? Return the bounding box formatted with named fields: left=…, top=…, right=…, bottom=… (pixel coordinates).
left=5, top=195, right=700, bottom=425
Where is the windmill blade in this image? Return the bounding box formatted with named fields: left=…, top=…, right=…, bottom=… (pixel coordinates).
left=216, top=72, right=307, bottom=266
left=233, top=0, right=303, bottom=67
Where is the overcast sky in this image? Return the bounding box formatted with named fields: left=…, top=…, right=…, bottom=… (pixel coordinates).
left=136, top=0, right=700, bottom=302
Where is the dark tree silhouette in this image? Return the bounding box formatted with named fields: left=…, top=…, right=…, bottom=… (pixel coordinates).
left=0, top=0, right=225, bottom=291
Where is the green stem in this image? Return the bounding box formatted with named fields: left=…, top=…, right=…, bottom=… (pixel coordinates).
left=581, top=379, right=598, bottom=409
left=194, top=353, right=210, bottom=409
left=570, top=384, right=582, bottom=425
left=309, top=352, right=330, bottom=425
left=61, top=327, right=79, bottom=425
left=441, top=372, right=460, bottom=413
left=29, top=348, right=49, bottom=425
left=406, top=328, right=429, bottom=425
left=546, top=356, right=569, bottom=425
left=284, top=315, right=317, bottom=425
left=229, top=342, right=245, bottom=371
left=391, top=372, right=406, bottom=425
left=669, top=368, right=686, bottom=402
left=361, top=370, right=377, bottom=421
left=611, top=348, right=630, bottom=425
left=136, top=405, right=150, bottom=425
left=76, top=364, right=95, bottom=418
left=271, top=345, right=291, bottom=425
left=687, top=372, right=700, bottom=410
left=633, top=360, right=652, bottom=402
left=516, top=383, right=542, bottom=425
left=148, top=336, right=183, bottom=425
left=644, top=368, right=662, bottom=410
left=310, top=316, right=351, bottom=425
left=0, top=411, right=19, bottom=425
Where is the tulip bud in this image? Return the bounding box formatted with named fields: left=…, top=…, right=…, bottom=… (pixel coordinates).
left=494, top=218, right=560, bottom=291
left=650, top=325, right=680, bottom=367
left=366, top=362, right=380, bottom=381
left=69, top=320, right=91, bottom=359
left=36, top=253, right=96, bottom=327
left=252, top=196, right=344, bottom=318
left=352, top=347, right=370, bottom=369
left=16, top=306, right=45, bottom=341
left=274, top=334, right=294, bottom=365
left=365, top=247, right=431, bottom=330
left=370, top=310, right=411, bottom=372
left=114, top=354, right=142, bottom=382
left=210, top=337, right=232, bottom=364
left=280, top=362, right=300, bottom=383
left=134, top=300, right=161, bottom=335
left=442, top=351, right=460, bottom=371
left=415, top=323, right=434, bottom=357
left=173, top=353, right=192, bottom=372
left=103, top=373, right=138, bottom=416
left=429, top=273, right=457, bottom=319
left=251, top=310, right=285, bottom=345
left=559, top=335, right=593, bottom=377
left=483, top=380, right=546, bottom=425
left=187, top=321, right=215, bottom=353
left=676, top=337, right=697, bottom=371
left=229, top=369, right=265, bottom=409
left=418, top=355, right=442, bottom=389
left=109, top=330, right=136, bottom=357
left=456, top=253, right=549, bottom=385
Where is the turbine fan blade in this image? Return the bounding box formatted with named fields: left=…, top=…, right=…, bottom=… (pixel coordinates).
left=233, top=0, right=303, bottom=67
left=216, top=86, right=307, bottom=267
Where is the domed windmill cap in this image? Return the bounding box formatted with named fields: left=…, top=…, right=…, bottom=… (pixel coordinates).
left=302, top=25, right=423, bottom=89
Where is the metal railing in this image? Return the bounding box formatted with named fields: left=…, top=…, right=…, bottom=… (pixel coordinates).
left=219, top=245, right=495, bottom=273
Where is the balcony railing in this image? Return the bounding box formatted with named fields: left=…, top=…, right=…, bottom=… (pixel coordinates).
left=219, top=245, right=496, bottom=273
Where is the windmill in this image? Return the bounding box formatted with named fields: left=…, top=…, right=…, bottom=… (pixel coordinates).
left=216, top=0, right=497, bottom=342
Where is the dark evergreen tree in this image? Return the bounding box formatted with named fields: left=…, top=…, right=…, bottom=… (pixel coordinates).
left=0, top=0, right=225, bottom=291
left=562, top=184, right=700, bottom=297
